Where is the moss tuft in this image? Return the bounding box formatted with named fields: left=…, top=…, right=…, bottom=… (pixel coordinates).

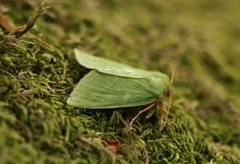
left=0, top=0, right=239, bottom=163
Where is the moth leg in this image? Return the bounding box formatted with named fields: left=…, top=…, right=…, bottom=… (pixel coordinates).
left=159, top=101, right=164, bottom=119
left=160, top=91, right=172, bottom=131
left=129, top=102, right=157, bottom=130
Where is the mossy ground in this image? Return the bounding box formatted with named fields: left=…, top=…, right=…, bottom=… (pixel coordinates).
left=0, top=0, right=240, bottom=163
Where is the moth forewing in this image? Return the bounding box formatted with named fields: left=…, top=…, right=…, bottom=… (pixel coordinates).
left=74, top=48, right=151, bottom=78
left=67, top=70, right=160, bottom=109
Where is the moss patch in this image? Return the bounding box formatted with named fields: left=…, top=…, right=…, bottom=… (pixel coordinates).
left=0, top=0, right=240, bottom=163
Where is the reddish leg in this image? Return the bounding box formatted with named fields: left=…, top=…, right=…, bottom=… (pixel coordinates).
left=160, top=91, right=172, bottom=131
left=129, top=101, right=157, bottom=130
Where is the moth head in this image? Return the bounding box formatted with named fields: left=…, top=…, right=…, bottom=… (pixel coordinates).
left=146, top=72, right=170, bottom=99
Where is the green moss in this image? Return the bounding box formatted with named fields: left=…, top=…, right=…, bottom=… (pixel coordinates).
left=0, top=0, right=239, bottom=163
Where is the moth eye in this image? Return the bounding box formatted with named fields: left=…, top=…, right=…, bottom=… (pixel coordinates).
left=154, top=76, right=159, bottom=80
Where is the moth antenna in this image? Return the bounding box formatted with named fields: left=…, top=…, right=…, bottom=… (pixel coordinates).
left=169, top=64, right=174, bottom=85
left=129, top=101, right=157, bottom=130
left=160, top=91, right=172, bottom=131
left=159, top=64, right=174, bottom=130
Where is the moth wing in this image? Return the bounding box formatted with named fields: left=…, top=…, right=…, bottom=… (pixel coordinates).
left=67, top=70, right=158, bottom=109
left=74, top=49, right=150, bottom=78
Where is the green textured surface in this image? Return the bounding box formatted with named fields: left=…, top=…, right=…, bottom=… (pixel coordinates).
left=0, top=0, right=240, bottom=163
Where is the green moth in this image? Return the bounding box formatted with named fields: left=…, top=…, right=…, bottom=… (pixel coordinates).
left=67, top=49, right=173, bottom=130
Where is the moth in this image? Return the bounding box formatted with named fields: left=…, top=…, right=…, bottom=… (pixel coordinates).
left=67, top=49, right=173, bottom=130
